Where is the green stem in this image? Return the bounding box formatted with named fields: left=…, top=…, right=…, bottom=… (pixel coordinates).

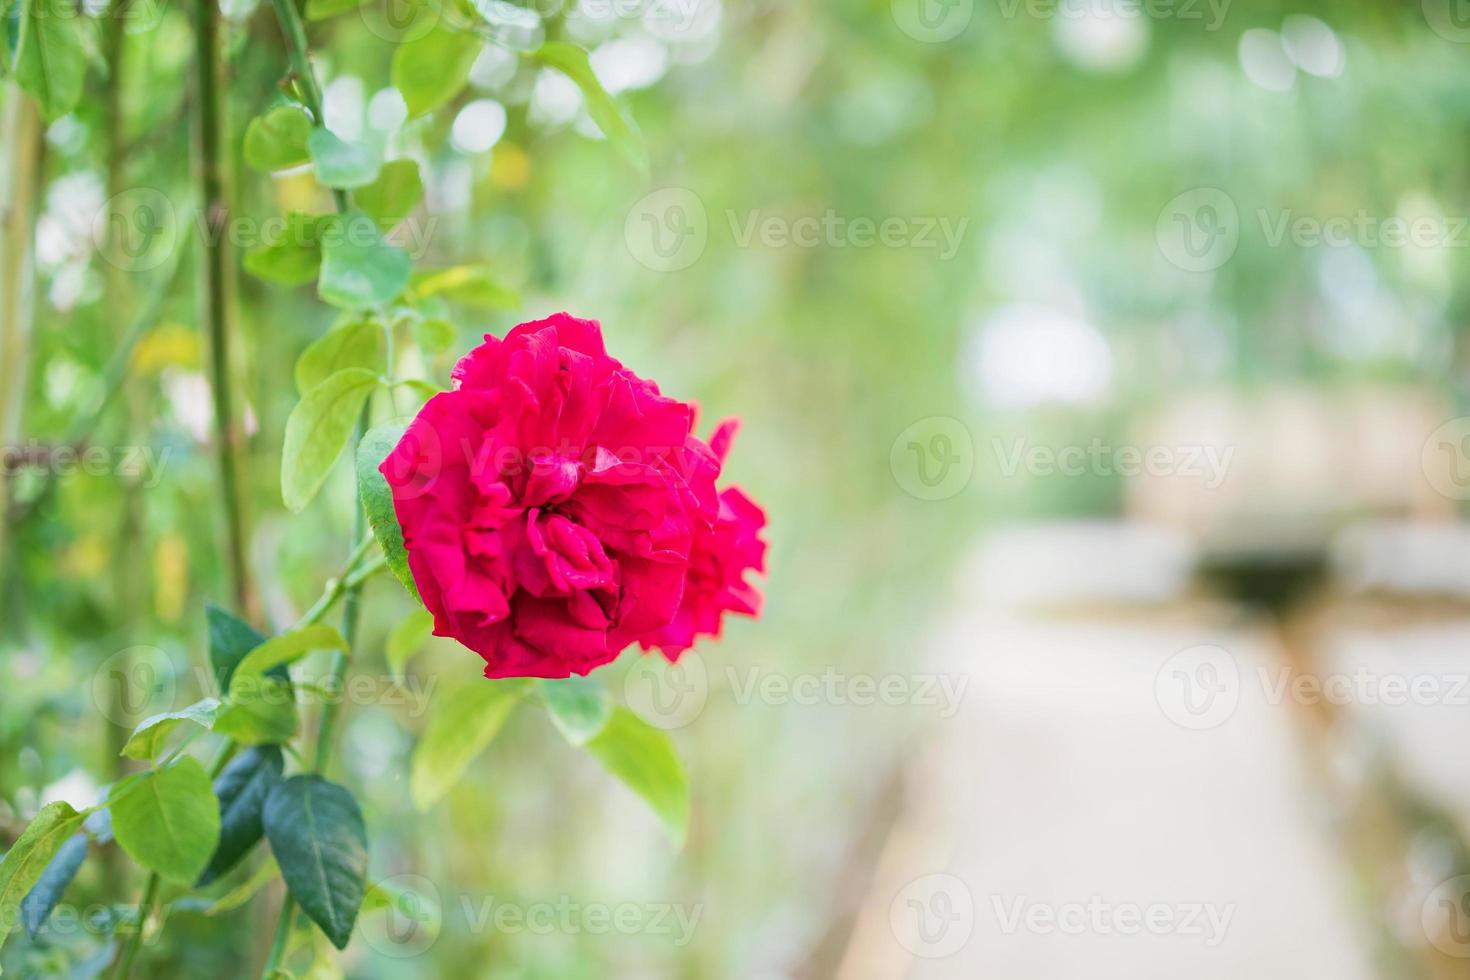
left=261, top=894, right=296, bottom=978
left=269, top=0, right=349, bottom=213
left=109, top=873, right=159, bottom=980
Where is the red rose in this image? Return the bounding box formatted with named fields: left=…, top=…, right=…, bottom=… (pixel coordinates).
left=380, top=313, right=763, bottom=678
left=640, top=420, right=767, bottom=659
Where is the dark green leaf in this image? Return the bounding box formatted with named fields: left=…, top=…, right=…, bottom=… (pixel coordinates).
left=20, top=832, right=87, bottom=938
left=263, top=776, right=368, bottom=950
left=110, top=758, right=221, bottom=884
left=585, top=707, right=688, bottom=847
left=244, top=105, right=313, bottom=172
left=281, top=367, right=381, bottom=513
left=207, top=603, right=268, bottom=691
left=197, top=746, right=284, bottom=886
left=355, top=422, right=420, bottom=602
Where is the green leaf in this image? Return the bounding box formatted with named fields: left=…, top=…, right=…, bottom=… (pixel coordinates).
left=386, top=609, right=434, bottom=682
left=530, top=42, right=648, bottom=174
left=413, top=316, right=455, bottom=354
left=244, top=213, right=329, bottom=286
left=229, top=625, right=348, bottom=694
left=308, top=128, right=380, bottom=189
left=0, top=802, right=85, bottom=961
left=198, top=746, right=284, bottom=886
left=295, top=318, right=386, bottom=396
left=410, top=681, right=526, bottom=812
left=110, top=758, right=221, bottom=884
left=263, top=776, right=368, bottom=950
left=538, top=676, right=611, bottom=746
left=208, top=604, right=268, bottom=691
left=408, top=266, right=519, bottom=311
left=392, top=23, right=482, bottom=118
left=20, top=832, right=87, bottom=938
left=281, top=367, right=382, bottom=513
left=355, top=159, right=423, bottom=231
left=12, top=0, right=85, bottom=122
left=213, top=676, right=299, bottom=746
left=305, top=0, right=364, bottom=18
left=244, top=105, right=313, bottom=172
left=318, top=213, right=412, bottom=310
left=121, top=698, right=222, bottom=761
left=355, top=422, right=420, bottom=602
left=584, top=707, right=688, bottom=847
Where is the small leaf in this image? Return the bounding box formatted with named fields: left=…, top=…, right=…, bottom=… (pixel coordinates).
left=318, top=213, right=412, bottom=310
left=245, top=213, right=329, bottom=286
left=295, top=318, right=386, bottom=396
left=13, top=0, right=85, bottom=122
left=0, top=802, right=85, bottom=961
left=213, top=676, right=299, bottom=746
left=20, top=832, right=87, bottom=938
left=121, top=698, right=222, bottom=761
left=244, top=105, right=313, bottom=172
left=392, top=23, right=482, bottom=118
left=410, top=681, right=526, bottom=812
left=264, top=776, right=368, bottom=950
left=305, top=0, right=364, bottom=18
left=386, top=609, right=434, bottom=682
left=110, top=758, right=221, bottom=884
left=308, top=128, right=381, bottom=189
left=355, top=160, right=423, bottom=231
left=538, top=676, right=611, bottom=746
left=584, top=707, right=688, bottom=847
left=198, top=746, right=285, bottom=886
left=230, top=625, right=348, bottom=693
left=408, top=266, right=519, bottom=311
left=281, top=367, right=382, bottom=513
left=530, top=42, right=647, bottom=174
left=207, top=604, right=267, bottom=691
left=356, top=422, right=420, bottom=602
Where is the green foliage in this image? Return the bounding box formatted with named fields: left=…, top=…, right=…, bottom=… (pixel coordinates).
left=317, top=213, right=411, bottom=309
left=355, top=422, right=421, bottom=602
left=308, top=128, right=381, bottom=189
left=244, top=105, right=313, bottom=172
left=305, top=0, right=365, bottom=18
left=18, top=832, right=87, bottom=938
left=410, top=680, right=526, bottom=811
left=585, top=708, right=688, bottom=848
left=0, top=802, right=85, bottom=961
left=207, top=605, right=268, bottom=692
left=408, top=266, right=520, bottom=311
left=281, top=367, right=382, bottom=512
left=530, top=42, right=647, bottom=174
left=294, top=318, right=387, bottom=396
left=538, top=676, right=611, bottom=746
left=109, top=758, right=221, bottom=884
left=198, top=746, right=284, bottom=886
left=391, top=23, right=481, bottom=118
left=213, top=675, right=299, bottom=745
left=11, top=0, right=85, bottom=121
left=230, top=625, right=348, bottom=688
left=386, top=609, right=434, bottom=681
left=263, top=776, right=368, bottom=950
left=121, top=699, right=223, bottom=761
left=355, top=159, right=424, bottom=230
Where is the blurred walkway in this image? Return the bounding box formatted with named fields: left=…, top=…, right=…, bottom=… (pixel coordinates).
left=835, top=523, right=1382, bottom=979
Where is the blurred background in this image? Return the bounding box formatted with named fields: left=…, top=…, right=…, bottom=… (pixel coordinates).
left=8, top=0, right=1470, bottom=976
